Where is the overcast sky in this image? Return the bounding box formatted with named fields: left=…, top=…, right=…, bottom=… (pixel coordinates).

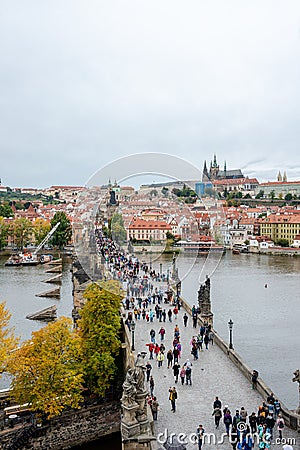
left=1, top=1, right=300, bottom=188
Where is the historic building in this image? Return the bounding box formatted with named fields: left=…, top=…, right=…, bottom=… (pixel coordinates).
left=202, top=155, right=244, bottom=182
left=128, top=217, right=172, bottom=242
left=259, top=213, right=300, bottom=245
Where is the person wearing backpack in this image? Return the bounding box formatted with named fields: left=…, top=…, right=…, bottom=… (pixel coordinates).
left=276, top=413, right=285, bottom=440
left=151, top=396, right=159, bottom=421
left=212, top=406, right=222, bottom=429
left=185, top=365, right=192, bottom=385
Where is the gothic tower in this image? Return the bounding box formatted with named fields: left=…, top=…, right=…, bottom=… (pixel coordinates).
left=209, top=154, right=219, bottom=180
left=202, top=160, right=210, bottom=182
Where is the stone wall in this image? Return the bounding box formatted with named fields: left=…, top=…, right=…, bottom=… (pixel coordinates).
left=1, top=402, right=120, bottom=450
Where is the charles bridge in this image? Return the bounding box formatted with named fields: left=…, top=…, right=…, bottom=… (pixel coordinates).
left=1, top=232, right=299, bottom=450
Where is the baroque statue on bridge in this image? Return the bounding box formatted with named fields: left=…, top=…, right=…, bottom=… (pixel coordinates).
left=292, top=369, right=300, bottom=414
left=121, top=368, right=138, bottom=407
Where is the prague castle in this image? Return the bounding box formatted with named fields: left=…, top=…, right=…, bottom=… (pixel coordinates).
left=202, top=155, right=244, bottom=182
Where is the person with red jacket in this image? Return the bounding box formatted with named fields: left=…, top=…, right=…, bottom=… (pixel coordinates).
left=146, top=342, right=155, bottom=359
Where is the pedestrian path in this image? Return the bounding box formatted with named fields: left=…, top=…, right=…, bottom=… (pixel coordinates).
left=129, top=300, right=299, bottom=449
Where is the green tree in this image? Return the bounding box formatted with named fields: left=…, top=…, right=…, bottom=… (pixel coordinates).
left=11, top=217, right=33, bottom=250
left=255, top=190, right=264, bottom=199
left=0, top=302, right=19, bottom=375
left=0, top=203, right=13, bottom=218
left=161, top=187, right=169, bottom=197
left=269, top=190, right=276, bottom=201
left=33, top=218, right=51, bottom=246
left=284, top=193, right=292, bottom=201
left=110, top=213, right=127, bottom=243
left=243, top=193, right=252, bottom=199
left=78, top=281, right=123, bottom=396
left=7, top=317, right=83, bottom=419
left=0, top=217, right=10, bottom=251
left=275, top=238, right=289, bottom=247
left=50, top=211, right=72, bottom=249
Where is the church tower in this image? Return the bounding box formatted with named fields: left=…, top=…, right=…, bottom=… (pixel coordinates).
left=209, top=154, right=219, bottom=180
left=283, top=171, right=287, bottom=182
left=277, top=171, right=282, bottom=182
left=202, top=160, right=210, bottom=182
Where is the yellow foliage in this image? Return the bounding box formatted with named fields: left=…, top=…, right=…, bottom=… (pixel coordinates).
left=6, top=317, right=84, bottom=419
left=0, top=302, right=19, bottom=374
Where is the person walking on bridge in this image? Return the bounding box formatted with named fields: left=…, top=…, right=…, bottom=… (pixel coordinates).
left=196, top=424, right=205, bottom=450
left=212, top=406, right=222, bottom=429
left=173, top=362, right=180, bottom=383
left=183, top=312, right=188, bottom=327
left=169, top=387, right=177, bottom=412
left=167, top=349, right=173, bottom=368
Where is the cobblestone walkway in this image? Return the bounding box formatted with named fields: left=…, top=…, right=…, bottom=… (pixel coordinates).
left=128, top=291, right=299, bottom=449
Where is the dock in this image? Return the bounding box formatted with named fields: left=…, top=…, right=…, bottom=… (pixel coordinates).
left=42, top=274, right=62, bottom=284
left=45, top=265, right=62, bottom=273
left=26, top=305, right=57, bottom=321
left=35, top=288, right=60, bottom=298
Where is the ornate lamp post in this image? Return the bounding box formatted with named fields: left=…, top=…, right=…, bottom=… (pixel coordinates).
left=228, top=319, right=234, bottom=350
left=131, top=320, right=136, bottom=351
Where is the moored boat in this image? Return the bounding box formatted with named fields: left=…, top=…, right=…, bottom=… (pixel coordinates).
left=5, top=255, right=22, bottom=266
left=174, top=240, right=225, bottom=253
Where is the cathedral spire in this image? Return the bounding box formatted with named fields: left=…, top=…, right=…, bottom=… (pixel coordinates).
left=224, top=160, right=227, bottom=172
left=283, top=171, right=287, bottom=182
left=202, top=160, right=210, bottom=182
left=277, top=171, right=282, bottom=182
left=213, top=154, right=217, bottom=168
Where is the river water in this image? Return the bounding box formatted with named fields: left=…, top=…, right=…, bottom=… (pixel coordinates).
left=0, top=252, right=299, bottom=411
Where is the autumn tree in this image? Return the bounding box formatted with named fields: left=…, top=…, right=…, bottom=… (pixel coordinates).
left=7, top=317, right=84, bottom=419
left=78, top=281, right=123, bottom=396
left=110, top=212, right=127, bottom=243
left=33, top=218, right=51, bottom=246
left=10, top=217, right=33, bottom=250
left=0, top=302, right=18, bottom=375
left=0, top=217, right=10, bottom=251
left=50, top=211, right=72, bottom=249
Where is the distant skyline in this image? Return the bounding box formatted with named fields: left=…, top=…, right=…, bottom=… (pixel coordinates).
left=1, top=1, right=300, bottom=187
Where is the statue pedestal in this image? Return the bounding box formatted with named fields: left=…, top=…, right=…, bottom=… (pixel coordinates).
left=200, top=312, right=214, bottom=327
left=121, top=403, right=140, bottom=439
left=135, top=391, right=148, bottom=423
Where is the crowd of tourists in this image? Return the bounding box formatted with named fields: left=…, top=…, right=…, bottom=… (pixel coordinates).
left=95, top=228, right=291, bottom=450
